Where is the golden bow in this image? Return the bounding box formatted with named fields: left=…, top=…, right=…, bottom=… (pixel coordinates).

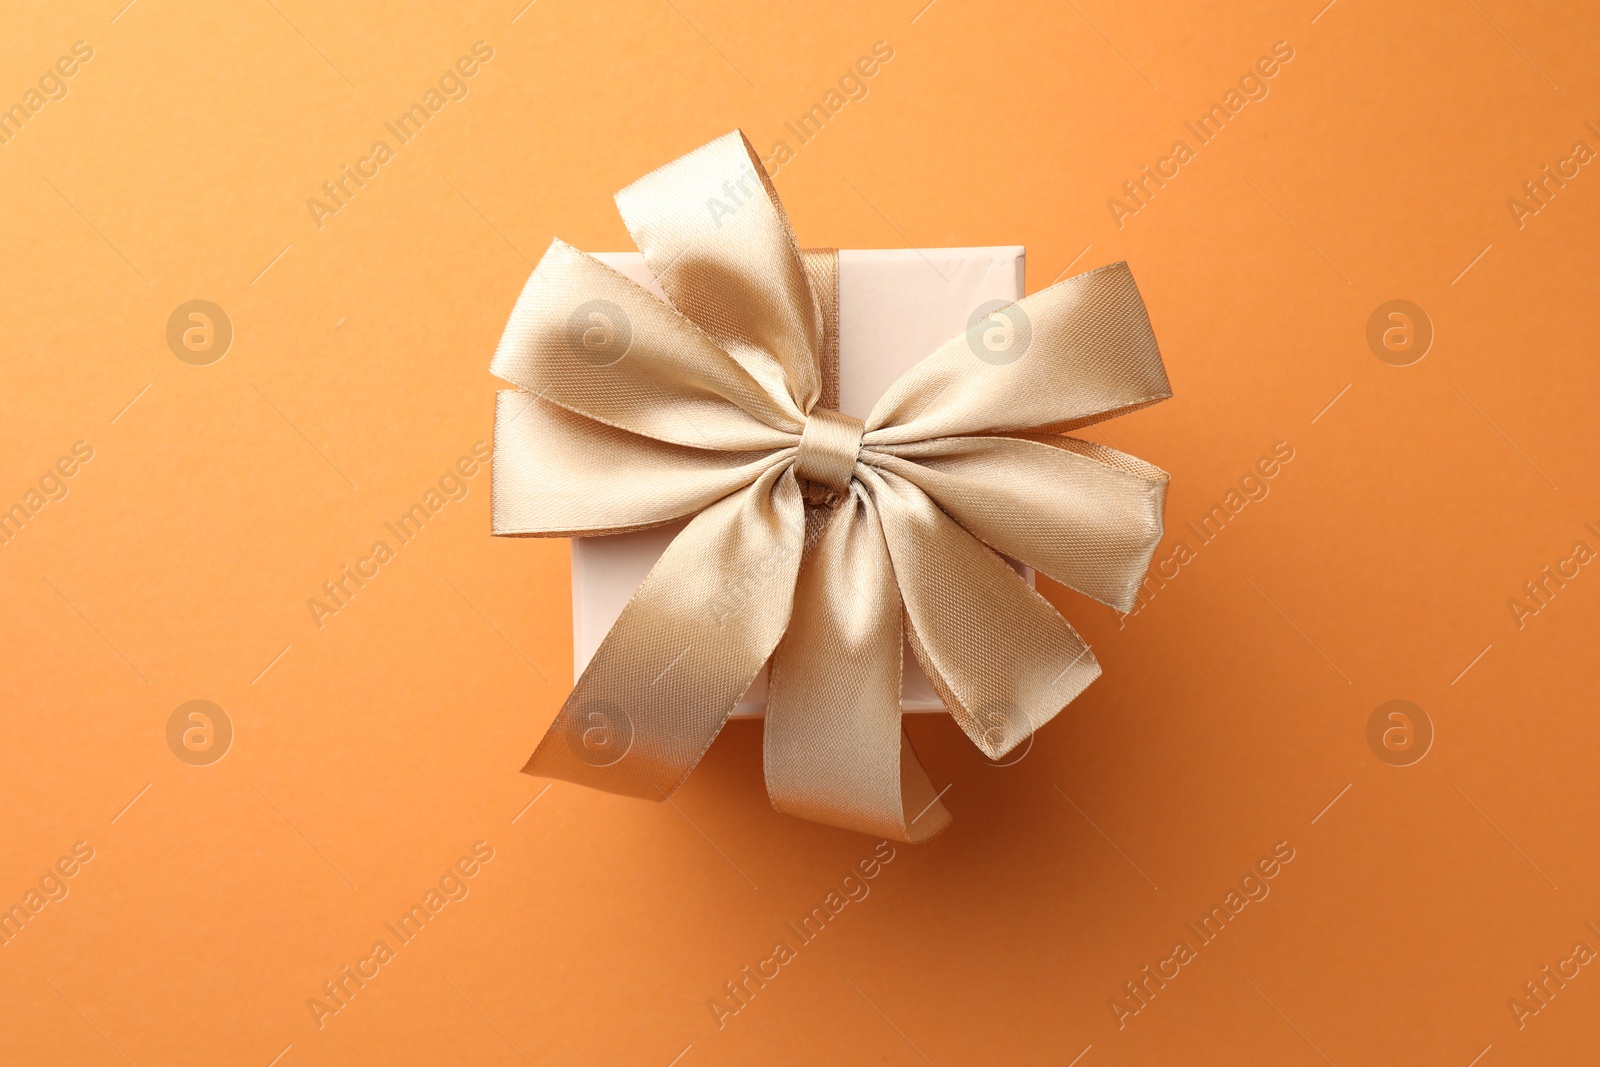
left=490, top=131, right=1171, bottom=842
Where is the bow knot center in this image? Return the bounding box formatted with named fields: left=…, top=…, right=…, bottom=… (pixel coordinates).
left=794, top=407, right=864, bottom=493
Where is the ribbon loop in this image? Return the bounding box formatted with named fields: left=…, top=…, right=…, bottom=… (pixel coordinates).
left=615, top=131, right=823, bottom=416
left=867, top=433, right=1168, bottom=611
left=859, top=465, right=1100, bottom=760
left=863, top=261, right=1172, bottom=444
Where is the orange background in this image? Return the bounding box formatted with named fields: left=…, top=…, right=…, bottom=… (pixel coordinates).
left=3, top=0, right=1599, bottom=1064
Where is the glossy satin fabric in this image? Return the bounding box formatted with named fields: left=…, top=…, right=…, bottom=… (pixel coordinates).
left=490, top=130, right=1172, bottom=842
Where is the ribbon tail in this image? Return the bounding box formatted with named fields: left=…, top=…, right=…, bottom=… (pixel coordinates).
left=764, top=487, right=951, bottom=842
left=862, top=465, right=1101, bottom=759
left=524, top=464, right=804, bottom=799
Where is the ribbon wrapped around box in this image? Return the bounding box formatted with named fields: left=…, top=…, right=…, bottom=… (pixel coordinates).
left=489, top=130, right=1172, bottom=842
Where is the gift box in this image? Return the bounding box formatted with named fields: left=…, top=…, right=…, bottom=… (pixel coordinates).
left=492, top=129, right=1169, bottom=840
left=571, top=246, right=1030, bottom=717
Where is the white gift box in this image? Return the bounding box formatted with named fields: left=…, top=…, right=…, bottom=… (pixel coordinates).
left=574, top=246, right=1029, bottom=716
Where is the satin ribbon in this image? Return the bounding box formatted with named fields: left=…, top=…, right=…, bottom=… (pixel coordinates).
left=490, top=130, right=1171, bottom=842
